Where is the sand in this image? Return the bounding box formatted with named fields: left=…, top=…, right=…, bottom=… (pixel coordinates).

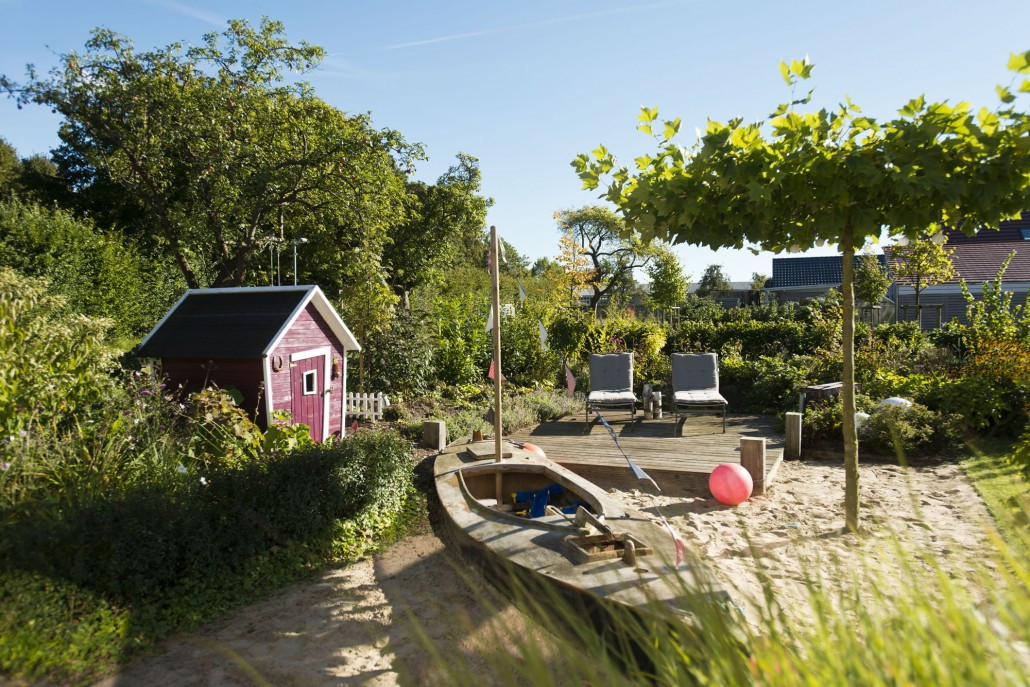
left=615, top=458, right=999, bottom=625
left=97, top=458, right=1000, bottom=685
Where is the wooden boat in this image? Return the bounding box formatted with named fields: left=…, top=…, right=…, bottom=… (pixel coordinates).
left=437, top=227, right=729, bottom=636
left=433, top=439, right=730, bottom=623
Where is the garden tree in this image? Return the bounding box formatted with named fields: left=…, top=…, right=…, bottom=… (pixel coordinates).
left=530, top=256, right=560, bottom=277
left=646, top=243, right=689, bottom=312
left=383, top=153, right=491, bottom=309
left=555, top=226, right=592, bottom=307
left=696, top=264, right=732, bottom=297
left=0, top=139, right=19, bottom=193
left=889, top=234, right=957, bottom=324
left=853, top=252, right=891, bottom=306
left=1, top=19, right=416, bottom=288
left=0, top=139, right=70, bottom=205
left=575, top=53, right=1030, bottom=531
left=554, top=205, right=655, bottom=311
left=751, top=272, right=769, bottom=291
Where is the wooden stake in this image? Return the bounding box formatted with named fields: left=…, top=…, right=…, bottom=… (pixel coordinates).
left=740, top=437, right=766, bottom=495
left=490, top=226, right=504, bottom=504
left=785, top=411, right=802, bottom=460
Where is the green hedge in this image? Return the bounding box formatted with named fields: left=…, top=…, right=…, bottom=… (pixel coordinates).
left=1, top=431, right=412, bottom=603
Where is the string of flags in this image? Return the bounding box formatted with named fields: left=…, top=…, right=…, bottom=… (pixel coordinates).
left=593, top=410, right=659, bottom=492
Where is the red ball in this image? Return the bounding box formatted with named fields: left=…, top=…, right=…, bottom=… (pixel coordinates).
left=521, top=442, right=546, bottom=458
left=709, top=464, right=753, bottom=506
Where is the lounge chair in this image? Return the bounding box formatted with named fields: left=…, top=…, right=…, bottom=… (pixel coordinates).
left=586, top=353, right=638, bottom=422
left=671, top=353, right=728, bottom=433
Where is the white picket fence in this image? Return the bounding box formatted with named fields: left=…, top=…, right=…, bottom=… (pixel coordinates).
left=346, top=392, right=391, bottom=421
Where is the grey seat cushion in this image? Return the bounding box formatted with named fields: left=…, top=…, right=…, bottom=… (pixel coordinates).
left=589, top=353, right=633, bottom=393
left=588, top=390, right=638, bottom=404
left=671, top=353, right=720, bottom=392
left=673, top=390, right=727, bottom=405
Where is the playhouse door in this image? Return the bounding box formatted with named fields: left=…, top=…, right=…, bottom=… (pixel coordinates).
left=290, top=355, right=324, bottom=442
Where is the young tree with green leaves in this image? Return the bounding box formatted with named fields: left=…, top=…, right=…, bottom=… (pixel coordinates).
left=646, top=244, right=690, bottom=313
left=554, top=205, right=655, bottom=311
left=2, top=19, right=417, bottom=289
left=889, top=234, right=957, bottom=325
left=696, top=264, right=732, bottom=298
left=853, top=253, right=891, bottom=307
left=383, top=153, right=491, bottom=309
left=575, top=53, right=1030, bottom=531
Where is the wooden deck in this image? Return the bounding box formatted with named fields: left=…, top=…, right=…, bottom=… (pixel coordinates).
left=507, top=412, right=784, bottom=495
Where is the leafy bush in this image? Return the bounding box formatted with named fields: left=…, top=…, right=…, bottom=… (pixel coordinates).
left=0, top=269, right=116, bottom=440
left=0, top=430, right=413, bottom=603
left=364, top=309, right=436, bottom=396
left=432, top=294, right=490, bottom=386
left=0, top=199, right=180, bottom=339
left=860, top=402, right=964, bottom=457
left=721, top=355, right=815, bottom=414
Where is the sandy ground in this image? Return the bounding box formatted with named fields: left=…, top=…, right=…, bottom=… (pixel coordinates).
left=97, top=458, right=1000, bottom=685
left=615, top=458, right=999, bottom=625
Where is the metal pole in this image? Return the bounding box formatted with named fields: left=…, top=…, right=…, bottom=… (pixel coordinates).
left=490, top=227, right=504, bottom=502
left=293, top=241, right=298, bottom=286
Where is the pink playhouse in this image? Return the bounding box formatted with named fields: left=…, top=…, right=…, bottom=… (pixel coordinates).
left=136, top=286, right=360, bottom=442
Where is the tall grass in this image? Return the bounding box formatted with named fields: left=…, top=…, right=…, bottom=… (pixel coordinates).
left=422, top=504, right=1030, bottom=685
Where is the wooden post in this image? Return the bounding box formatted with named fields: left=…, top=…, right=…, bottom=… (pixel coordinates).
left=785, top=411, right=802, bottom=461
left=740, top=437, right=766, bottom=495
left=490, top=226, right=504, bottom=504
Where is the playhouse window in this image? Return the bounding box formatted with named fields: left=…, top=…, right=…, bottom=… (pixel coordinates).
left=303, top=370, right=317, bottom=395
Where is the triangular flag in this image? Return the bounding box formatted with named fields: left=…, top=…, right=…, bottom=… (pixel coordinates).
left=497, top=239, right=506, bottom=263
left=659, top=514, right=687, bottom=567
left=488, top=359, right=507, bottom=382
left=517, top=277, right=527, bottom=304
left=485, top=304, right=493, bottom=333
left=563, top=357, right=576, bottom=397
left=538, top=320, right=549, bottom=351
left=594, top=409, right=660, bottom=492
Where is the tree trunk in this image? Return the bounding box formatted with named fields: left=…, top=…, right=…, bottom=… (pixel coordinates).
left=841, top=227, right=860, bottom=532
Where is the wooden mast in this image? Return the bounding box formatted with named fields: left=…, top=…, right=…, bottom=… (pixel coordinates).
left=490, top=226, right=504, bottom=501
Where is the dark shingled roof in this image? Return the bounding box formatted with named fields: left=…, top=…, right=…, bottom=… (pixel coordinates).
left=886, top=213, right=1030, bottom=284
left=136, top=288, right=311, bottom=358
left=769, top=254, right=887, bottom=289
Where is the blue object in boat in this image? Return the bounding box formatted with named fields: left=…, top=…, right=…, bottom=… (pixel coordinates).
left=514, top=483, right=565, bottom=518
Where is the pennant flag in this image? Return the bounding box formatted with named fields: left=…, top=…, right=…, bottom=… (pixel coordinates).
left=538, top=319, right=549, bottom=351
left=594, top=409, right=660, bottom=492
left=497, top=239, right=506, bottom=263
left=487, top=243, right=494, bottom=273
left=517, top=277, right=527, bottom=304
left=350, top=419, right=359, bottom=433
left=659, top=514, right=687, bottom=568
left=485, top=304, right=493, bottom=333
left=562, top=357, right=576, bottom=397
left=488, top=359, right=507, bottom=382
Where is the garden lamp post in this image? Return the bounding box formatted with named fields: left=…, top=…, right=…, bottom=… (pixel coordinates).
left=292, top=237, right=308, bottom=286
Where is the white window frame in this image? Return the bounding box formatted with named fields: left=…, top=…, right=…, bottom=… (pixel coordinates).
left=302, top=370, right=317, bottom=395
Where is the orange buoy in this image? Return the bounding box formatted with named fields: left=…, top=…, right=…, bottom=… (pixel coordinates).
left=521, top=441, right=546, bottom=459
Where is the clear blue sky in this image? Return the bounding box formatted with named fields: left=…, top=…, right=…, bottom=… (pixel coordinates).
left=1, top=0, right=1027, bottom=280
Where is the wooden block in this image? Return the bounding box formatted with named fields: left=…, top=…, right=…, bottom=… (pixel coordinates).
left=740, top=437, right=766, bottom=494
left=785, top=412, right=802, bottom=461
left=421, top=420, right=447, bottom=451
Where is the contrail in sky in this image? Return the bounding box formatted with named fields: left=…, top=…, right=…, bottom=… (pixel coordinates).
left=384, top=0, right=692, bottom=50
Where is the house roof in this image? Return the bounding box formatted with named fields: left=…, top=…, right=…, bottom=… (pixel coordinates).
left=768, top=255, right=886, bottom=289
left=885, top=213, right=1030, bottom=284
left=136, top=286, right=360, bottom=358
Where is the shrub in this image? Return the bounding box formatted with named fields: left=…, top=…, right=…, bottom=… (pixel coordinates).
left=0, top=430, right=413, bottom=603
left=432, top=295, right=490, bottom=386
left=0, top=269, right=116, bottom=440
left=363, top=309, right=436, bottom=396
left=720, top=355, right=815, bottom=414
left=860, top=403, right=964, bottom=458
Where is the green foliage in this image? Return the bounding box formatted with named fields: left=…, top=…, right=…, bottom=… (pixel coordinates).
left=646, top=243, right=689, bottom=312
left=669, top=318, right=808, bottom=358
left=891, top=235, right=957, bottom=312
left=363, top=309, right=436, bottom=396
left=853, top=252, right=891, bottom=305
left=860, top=402, right=965, bottom=457
left=3, top=19, right=417, bottom=289
left=554, top=205, right=655, bottom=311
left=721, top=355, right=814, bottom=413
left=1011, top=427, right=1030, bottom=481
left=961, top=251, right=1029, bottom=348
left=696, top=264, right=731, bottom=297
left=432, top=294, right=490, bottom=386
left=500, top=304, right=560, bottom=388
left=183, top=387, right=266, bottom=469
left=0, top=268, right=115, bottom=440
left=0, top=430, right=414, bottom=684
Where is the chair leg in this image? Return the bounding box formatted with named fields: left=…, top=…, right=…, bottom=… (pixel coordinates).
left=722, top=406, right=726, bottom=433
